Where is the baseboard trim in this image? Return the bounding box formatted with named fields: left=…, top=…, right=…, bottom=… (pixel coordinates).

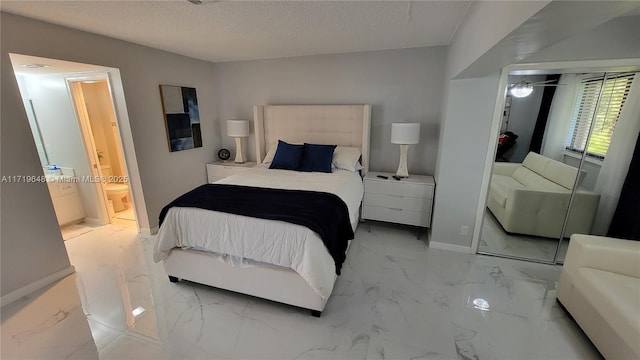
left=140, top=226, right=158, bottom=236
left=83, top=217, right=102, bottom=226
left=1, top=266, right=76, bottom=307
left=429, top=241, right=472, bottom=254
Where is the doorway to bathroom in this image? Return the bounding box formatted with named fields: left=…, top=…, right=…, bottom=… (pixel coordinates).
left=68, top=77, right=136, bottom=227
left=9, top=53, right=141, bottom=239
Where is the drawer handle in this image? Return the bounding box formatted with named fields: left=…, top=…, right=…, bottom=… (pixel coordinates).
left=389, top=208, right=403, bottom=211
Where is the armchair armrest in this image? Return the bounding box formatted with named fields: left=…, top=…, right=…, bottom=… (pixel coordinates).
left=562, top=234, right=640, bottom=280
left=492, top=162, right=521, bottom=176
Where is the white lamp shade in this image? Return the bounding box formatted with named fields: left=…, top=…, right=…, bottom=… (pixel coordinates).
left=391, top=123, right=420, bottom=144
left=227, top=120, right=250, bottom=137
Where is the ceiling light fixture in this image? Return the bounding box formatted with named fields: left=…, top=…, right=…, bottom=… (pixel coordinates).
left=510, top=84, right=534, bottom=98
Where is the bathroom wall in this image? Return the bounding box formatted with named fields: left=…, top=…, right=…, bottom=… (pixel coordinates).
left=19, top=73, right=101, bottom=221
left=82, top=81, right=126, bottom=178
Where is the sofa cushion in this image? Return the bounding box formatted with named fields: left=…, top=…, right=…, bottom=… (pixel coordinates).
left=490, top=174, right=525, bottom=207
left=521, top=152, right=579, bottom=190
left=522, top=151, right=549, bottom=174
left=542, top=160, right=579, bottom=190
left=511, top=167, right=568, bottom=192
left=573, top=267, right=640, bottom=355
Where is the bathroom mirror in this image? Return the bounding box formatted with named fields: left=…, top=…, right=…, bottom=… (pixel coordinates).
left=23, top=99, right=49, bottom=167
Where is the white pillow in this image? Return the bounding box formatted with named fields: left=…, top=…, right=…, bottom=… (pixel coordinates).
left=262, top=144, right=278, bottom=164
left=332, top=146, right=362, bottom=172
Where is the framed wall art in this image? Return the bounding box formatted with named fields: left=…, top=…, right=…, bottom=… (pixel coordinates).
left=159, top=85, right=202, bottom=152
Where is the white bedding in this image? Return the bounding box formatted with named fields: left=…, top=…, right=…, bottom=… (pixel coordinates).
left=153, top=166, right=364, bottom=300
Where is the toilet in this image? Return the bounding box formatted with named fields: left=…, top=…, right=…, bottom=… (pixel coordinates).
left=101, top=165, right=130, bottom=212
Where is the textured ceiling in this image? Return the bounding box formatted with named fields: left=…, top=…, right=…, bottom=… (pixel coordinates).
left=1, top=0, right=472, bottom=63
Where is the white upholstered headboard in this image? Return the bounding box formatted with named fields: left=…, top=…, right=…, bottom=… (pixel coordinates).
left=253, top=105, right=372, bottom=175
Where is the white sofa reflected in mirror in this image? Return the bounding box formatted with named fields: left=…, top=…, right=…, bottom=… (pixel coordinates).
left=487, top=152, right=600, bottom=239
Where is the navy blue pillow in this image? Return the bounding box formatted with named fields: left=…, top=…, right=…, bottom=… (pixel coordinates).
left=270, top=140, right=304, bottom=170
left=299, top=143, right=337, bottom=173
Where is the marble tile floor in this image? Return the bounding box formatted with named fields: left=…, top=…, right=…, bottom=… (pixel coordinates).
left=114, top=208, right=136, bottom=222
left=479, top=210, right=569, bottom=263
left=1, top=221, right=601, bottom=359
left=60, top=223, right=95, bottom=241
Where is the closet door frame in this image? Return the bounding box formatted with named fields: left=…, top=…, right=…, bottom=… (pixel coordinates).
left=471, top=59, right=640, bottom=262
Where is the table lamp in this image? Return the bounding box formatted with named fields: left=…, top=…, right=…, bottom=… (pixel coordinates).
left=391, top=122, right=420, bottom=178
left=227, top=120, right=250, bottom=163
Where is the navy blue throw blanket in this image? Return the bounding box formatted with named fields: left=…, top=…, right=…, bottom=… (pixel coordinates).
left=159, top=184, right=354, bottom=274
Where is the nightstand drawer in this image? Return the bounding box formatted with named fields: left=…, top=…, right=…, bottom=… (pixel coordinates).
left=208, top=165, right=253, bottom=178
left=364, top=180, right=433, bottom=199
left=363, top=193, right=428, bottom=212
left=208, top=176, right=225, bottom=183
left=206, top=161, right=256, bottom=183
left=363, top=205, right=430, bottom=227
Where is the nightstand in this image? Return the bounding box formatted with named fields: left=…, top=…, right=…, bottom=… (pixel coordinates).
left=362, top=171, right=435, bottom=228
left=206, top=161, right=257, bottom=183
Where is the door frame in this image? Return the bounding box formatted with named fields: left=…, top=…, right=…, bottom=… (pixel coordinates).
left=66, top=73, right=112, bottom=225
left=470, top=58, right=640, bottom=260
left=65, top=71, right=142, bottom=230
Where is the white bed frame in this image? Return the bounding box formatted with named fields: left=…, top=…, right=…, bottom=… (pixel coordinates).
left=162, top=104, right=371, bottom=316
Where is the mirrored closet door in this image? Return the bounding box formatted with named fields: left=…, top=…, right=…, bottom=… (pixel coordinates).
left=557, top=71, right=639, bottom=263
left=479, top=69, right=640, bottom=264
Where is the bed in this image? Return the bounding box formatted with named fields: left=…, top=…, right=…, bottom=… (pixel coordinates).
left=153, top=104, right=371, bottom=316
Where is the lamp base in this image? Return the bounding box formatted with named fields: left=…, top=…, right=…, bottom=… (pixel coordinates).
left=234, top=137, right=247, bottom=163
left=396, top=144, right=409, bottom=178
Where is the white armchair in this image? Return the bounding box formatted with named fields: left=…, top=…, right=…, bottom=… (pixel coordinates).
left=557, top=234, right=640, bottom=359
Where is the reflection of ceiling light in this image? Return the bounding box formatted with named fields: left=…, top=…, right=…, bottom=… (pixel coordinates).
left=472, top=298, right=490, bottom=311
left=132, top=306, right=146, bottom=317
left=21, top=63, right=50, bottom=69
left=510, top=84, right=534, bottom=98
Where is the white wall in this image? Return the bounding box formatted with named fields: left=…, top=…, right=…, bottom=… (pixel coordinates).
left=1, top=61, right=73, bottom=298
left=20, top=74, right=101, bottom=221
left=431, top=73, right=502, bottom=247
left=214, top=47, right=447, bottom=175
left=446, top=1, right=550, bottom=79
left=522, top=15, right=640, bottom=64
left=455, top=1, right=638, bottom=79
left=1, top=12, right=218, bottom=297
